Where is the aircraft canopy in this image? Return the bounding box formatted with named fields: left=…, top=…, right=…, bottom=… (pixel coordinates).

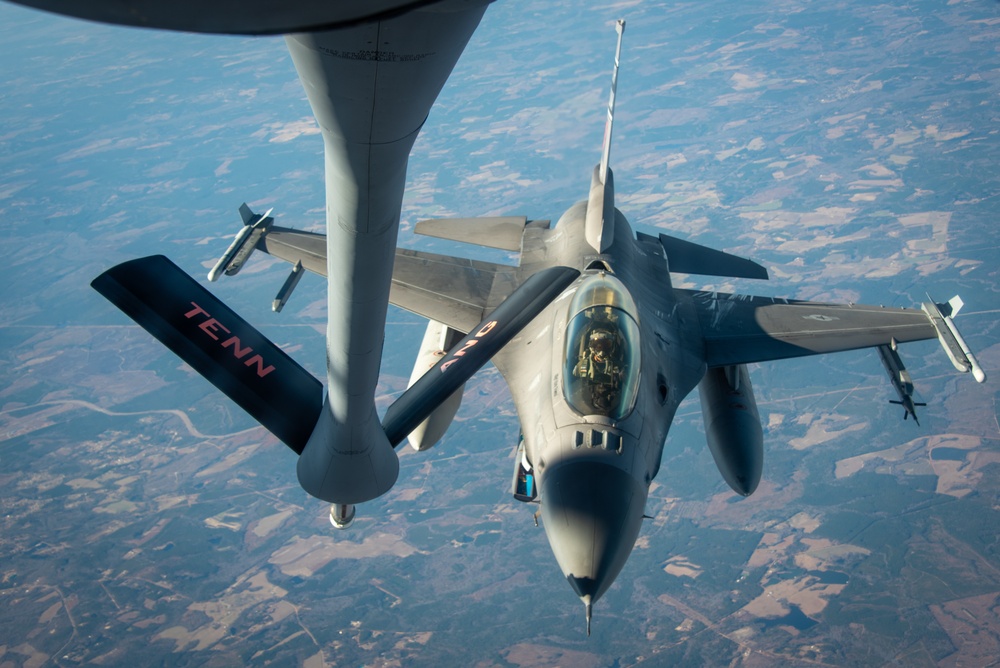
left=563, top=273, right=641, bottom=420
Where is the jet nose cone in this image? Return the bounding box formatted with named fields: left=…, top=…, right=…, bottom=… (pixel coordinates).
left=732, top=473, right=758, bottom=497
left=540, top=460, right=647, bottom=605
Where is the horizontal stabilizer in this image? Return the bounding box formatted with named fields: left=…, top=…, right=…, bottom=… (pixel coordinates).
left=239, top=202, right=255, bottom=226
left=92, top=255, right=323, bottom=453
left=414, top=216, right=527, bottom=252
left=659, top=233, right=768, bottom=280
left=382, top=266, right=580, bottom=447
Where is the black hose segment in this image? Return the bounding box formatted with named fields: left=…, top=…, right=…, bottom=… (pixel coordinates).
left=382, top=266, right=580, bottom=447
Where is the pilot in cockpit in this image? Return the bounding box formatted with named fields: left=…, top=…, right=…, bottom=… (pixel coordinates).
left=587, top=330, right=615, bottom=380
left=574, top=312, right=625, bottom=411
left=563, top=276, right=642, bottom=420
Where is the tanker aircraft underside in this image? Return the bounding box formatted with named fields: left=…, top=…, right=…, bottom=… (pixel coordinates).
left=12, top=0, right=986, bottom=634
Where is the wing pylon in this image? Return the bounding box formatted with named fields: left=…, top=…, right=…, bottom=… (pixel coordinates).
left=877, top=340, right=927, bottom=424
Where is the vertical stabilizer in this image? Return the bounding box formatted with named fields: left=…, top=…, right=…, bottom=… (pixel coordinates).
left=586, top=19, right=625, bottom=253
left=599, top=19, right=625, bottom=185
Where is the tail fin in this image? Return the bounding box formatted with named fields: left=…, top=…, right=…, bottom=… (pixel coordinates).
left=586, top=19, right=626, bottom=253
left=599, top=19, right=625, bottom=185
left=239, top=202, right=255, bottom=226
left=92, top=255, right=323, bottom=452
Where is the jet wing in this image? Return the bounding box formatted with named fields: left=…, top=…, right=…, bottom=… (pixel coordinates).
left=390, top=248, right=515, bottom=334
left=252, top=225, right=512, bottom=334
left=683, top=290, right=938, bottom=368
left=257, top=227, right=326, bottom=277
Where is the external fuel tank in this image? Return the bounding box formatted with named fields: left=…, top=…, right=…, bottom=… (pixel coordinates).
left=405, top=320, right=465, bottom=451
left=698, top=364, right=764, bottom=496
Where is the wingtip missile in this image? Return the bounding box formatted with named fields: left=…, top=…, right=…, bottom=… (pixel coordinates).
left=943, top=313, right=987, bottom=383
left=208, top=205, right=274, bottom=282
left=922, top=296, right=987, bottom=383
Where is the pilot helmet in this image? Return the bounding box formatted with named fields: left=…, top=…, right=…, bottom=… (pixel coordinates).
left=589, top=330, right=612, bottom=358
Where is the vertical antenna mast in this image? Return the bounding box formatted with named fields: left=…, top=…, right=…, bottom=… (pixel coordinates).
left=599, top=19, right=626, bottom=184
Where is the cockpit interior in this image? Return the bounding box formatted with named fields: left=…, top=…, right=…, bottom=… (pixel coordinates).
left=563, top=273, right=641, bottom=420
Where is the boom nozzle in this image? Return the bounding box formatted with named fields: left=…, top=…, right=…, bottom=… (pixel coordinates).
left=329, top=503, right=356, bottom=530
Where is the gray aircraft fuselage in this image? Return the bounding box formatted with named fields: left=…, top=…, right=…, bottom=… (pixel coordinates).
left=493, top=197, right=705, bottom=610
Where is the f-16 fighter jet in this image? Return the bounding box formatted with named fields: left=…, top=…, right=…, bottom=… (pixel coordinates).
left=11, top=0, right=985, bottom=634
